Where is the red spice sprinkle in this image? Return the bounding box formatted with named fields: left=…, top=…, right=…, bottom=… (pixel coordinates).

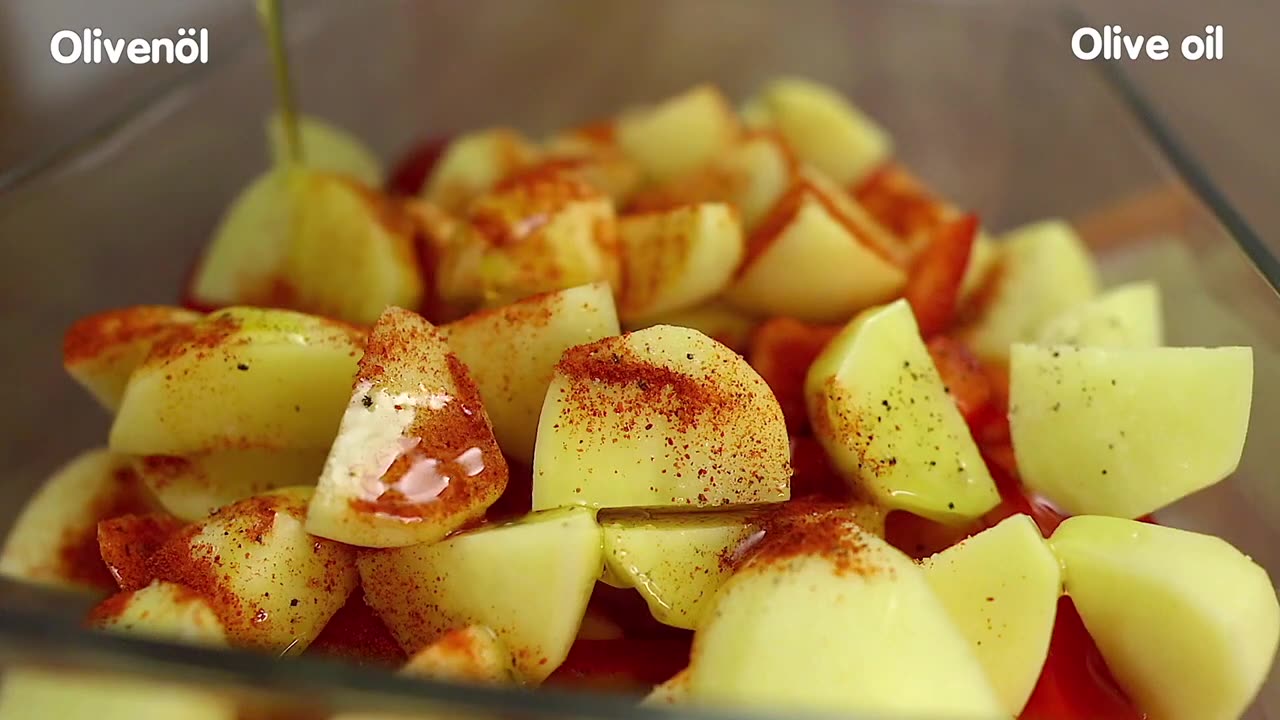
left=555, top=338, right=737, bottom=432
left=57, top=467, right=154, bottom=591
left=724, top=502, right=886, bottom=578
left=98, top=512, right=187, bottom=591
left=63, top=306, right=198, bottom=366
left=468, top=175, right=603, bottom=248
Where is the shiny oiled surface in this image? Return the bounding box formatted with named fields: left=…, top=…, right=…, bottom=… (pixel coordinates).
left=0, top=2, right=1276, bottom=718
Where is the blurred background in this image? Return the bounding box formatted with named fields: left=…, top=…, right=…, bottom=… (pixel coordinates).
left=0, top=0, right=1275, bottom=249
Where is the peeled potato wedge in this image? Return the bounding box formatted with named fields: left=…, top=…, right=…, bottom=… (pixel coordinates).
left=306, top=307, right=508, bottom=548
left=616, top=85, right=741, bottom=184
left=282, top=172, right=424, bottom=325
left=148, top=487, right=358, bottom=653
left=726, top=170, right=906, bottom=323
left=537, top=136, right=644, bottom=203
left=438, top=174, right=620, bottom=309
left=133, top=448, right=326, bottom=523
left=644, top=668, right=691, bottom=706
left=358, top=507, right=602, bottom=684
left=422, top=127, right=540, bottom=212
left=63, top=306, right=202, bottom=412
left=922, top=514, right=1062, bottom=715
left=1038, top=281, right=1163, bottom=348
left=687, top=511, right=1002, bottom=716
left=960, top=219, right=1098, bottom=362
left=617, top=203, right=744, bottom=322
left=741, top=77, right=892, bottom=186
left=1009, top=344, right=1252, bottom=518
left=87, top=580, right=228, bottom=646
left=805, top=299, right=1000, bottom=523
left=532, top=325, right=790, bottom=511
left=188, top=169, right=296, bottom=310
left=109, top=307, right=362, bottom=457
left=1051, top=516, right=1279, bottom=720
left=401, top=625, right=516, bottom=684
left=600, top=502, right=884, bottom=630
left=627, top=132, right=795, bottom=233
left=0, top=448, right=154, bottom=590
left=443, top=283, right=620, bottom=464
left=267, top=113, right=382, bottom=186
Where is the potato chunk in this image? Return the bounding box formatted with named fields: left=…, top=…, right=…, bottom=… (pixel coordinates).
left=922, top=515, right=1062, bottom=715
left=148, top=487, right=357, bottom=653
left=63, top=306, right=202, bottom=411
left=617, top=203, right=744, bottom=322
left=307, top=307, right=508, bottom=548
left=806, top=300, right=999, bottom=523
left=87, top=580, right=228, bottom=646
left=444, top=283, right=620, bottom=464
left=1010, top=344, right=1252, bottom=518
left=532, top=325, right=790, bottom=511
left=110, top=308, right=362, bottom=456
left=1051, top=516, right=1279, bottom=720
left=359, top=507, right=601, bottom=684
left=687, top=511, right=1002, bottom=716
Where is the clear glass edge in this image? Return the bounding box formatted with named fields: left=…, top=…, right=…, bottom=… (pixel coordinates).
left=0, top=3, right=1273, bottom=718
left=1056, top=5, right=1280, bottom=296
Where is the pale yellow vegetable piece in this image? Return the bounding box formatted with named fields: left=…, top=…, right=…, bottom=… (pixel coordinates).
left=444, top=283, right=620, bottom=464
left=806, top=299, right=999, bottom=523
left=616, top=85, right=741, bottom=183
left=961, top=219, right=1098, bottom=362
left=617, top=203, right=744, bottom=322
left=922, top=514, right=1062, bottom=715
left=725, top=171, right=906, bottom=323
left=150, top=487, right=357, bottom=653
left=359, top=507, right=602, bottom=684
left=401, top=625, right=516, bottom=685
left=63, top=306, right=202, bottom=411
left=438, top=175, right=620, bottom=309
left=188, top=170, right=294, bottom=309
left=0, top=670, right=236, bottom=720
left=540, top=134, right=644, bottom=203
left=110, top=307, right=362, bottom=456
left=282, top=171, right=424, bottom=325
left=1038, top=281, right=1163, bottom=348
left=644, top=669, right=691, bottom=706
left=0, top=448, right=153, bottom=590
left=1051, top=516, right=1280, bottom=720
left=422, top=127, right=540, bottom=212
left=307, top=307, right=508, bottom=548
left=532, top=325, right=790, bottom=511
left=1010, top=344, right=1252, bottom=518
left=602, top=508, right=755, bottom=630
left=741, top=77, right=892, bottom=185
left=268, top=112, right=382, bottom=185
left=87, top=580, right=228, bottom=646
left=133, top=448, right=325, bottom=523
left=629, top=132, right=794, bottom=233
left=601, top=502, right=884, bottom=630
left=688, top=513, right=1003, bottom=717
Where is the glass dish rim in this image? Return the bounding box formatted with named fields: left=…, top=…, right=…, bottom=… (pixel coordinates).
left=0, top=3, right=1276, bottom=718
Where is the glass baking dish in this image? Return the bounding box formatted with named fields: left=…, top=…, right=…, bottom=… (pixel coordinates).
left=0, top=1, right=1276, bottom=717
